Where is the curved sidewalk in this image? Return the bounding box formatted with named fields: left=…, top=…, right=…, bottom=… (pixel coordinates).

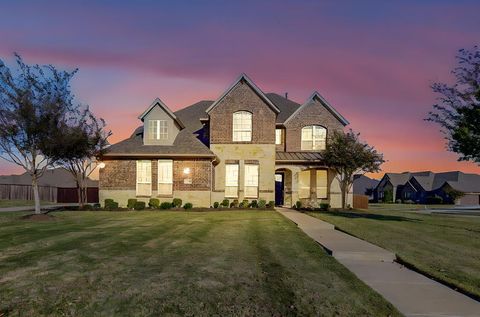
left=277, top=208, right=480, bottom=317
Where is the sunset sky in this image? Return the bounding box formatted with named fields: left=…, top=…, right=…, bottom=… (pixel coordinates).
left=0, top=0, right=479, bottom=178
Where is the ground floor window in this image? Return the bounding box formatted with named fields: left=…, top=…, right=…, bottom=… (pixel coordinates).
left=225, top=164, right=239, bottom=198
left=158, top=160, right=173, bottom=196
left=136, top=160, right=152, bottom=196
left=244, top=164, right=259, bottom=198
left=299, top=170, right=310, bottom=199
left=316, top=170, right=328, bottom=199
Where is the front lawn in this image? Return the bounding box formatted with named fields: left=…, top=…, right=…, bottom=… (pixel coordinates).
left=309, top=209, right=480, bottom=299
left=0, top=210, right=399, bottom=316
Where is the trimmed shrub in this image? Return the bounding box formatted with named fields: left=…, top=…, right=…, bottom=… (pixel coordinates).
left=213, top=201, right=219, bottom=208
left=239, top=201, right=246, bottom=208
left=221, top=199, right=229, bottom=207
left=258, top=199, right=267, bottom=209
left=230, top=199, right=239, bottom=208
left=149, top=198, right=160, bottom=209
left=104, top=200, right=118, bottom=211
left=426, top=195, right=443, bottom=204
left=160, top=201, right=172, bottom=209
left=267, top=201, right=275, bottom=209
left=172, top=198, right=182, bottom=208
left=242, top=199, right=249, bottom=207
left=249, top=200, right=258, bottom=208
left=295, top=201, right=302, bottom=209
left=127, top=199, right=137, bottom=209
left=81, top=204, right=93, bottom=211
left=319, top=203, right=330, bottom=211
left=134, top=201, right=146, bottom=210
left=104, top=198, right=114, bottom=206
left=183, top=202, right=193, bottom=210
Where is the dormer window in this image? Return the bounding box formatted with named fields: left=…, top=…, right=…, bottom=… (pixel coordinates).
left=148, top=120, right=168, bottom=140
left=301, top=125, right=326, bottom=150
left=232, top=111, right=252, bottom=142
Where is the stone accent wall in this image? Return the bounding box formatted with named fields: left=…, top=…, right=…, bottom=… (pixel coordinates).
left=99, top=160, right=136, bottom=190
left=284, top=99, right=344, bottom=152
left=209, top=80, right=276, bottom=144
left=173, top=159, right=211, bottom=191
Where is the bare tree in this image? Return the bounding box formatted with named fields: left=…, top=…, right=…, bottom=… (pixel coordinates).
left=0, top=54, right=76, bottom=214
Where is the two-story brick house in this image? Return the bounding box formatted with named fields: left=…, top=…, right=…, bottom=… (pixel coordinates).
left=99, top=74, right=352, bottom=208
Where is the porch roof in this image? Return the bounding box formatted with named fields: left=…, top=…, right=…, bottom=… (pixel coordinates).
left=275, top=151, right=324, bottom=163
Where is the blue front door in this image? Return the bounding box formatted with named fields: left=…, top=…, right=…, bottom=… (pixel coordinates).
left=275, top=173, right=284, bottom=206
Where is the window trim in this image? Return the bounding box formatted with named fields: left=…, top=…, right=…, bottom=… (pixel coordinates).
left=301, top=125, right=327, bottom=151
left=275, top=128, right=283, bottom=145
left=148, top=119, right=168, bottom=140
left=157, top=159, right=173, bottom=196
left=232, top=111, right=252, bottom=142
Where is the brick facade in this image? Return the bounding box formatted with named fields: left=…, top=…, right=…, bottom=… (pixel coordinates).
left=209, top=81, right=276, bottom=144
left=284, top=99, right=344, bottom=152
left=99, top=159, right=211, bottom=193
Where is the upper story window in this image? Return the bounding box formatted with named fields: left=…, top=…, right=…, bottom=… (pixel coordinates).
left=275, top=129, right=283, bottom=145
left=148, top=120, right=168, bottom=140
left=301, top=125, right=327, bottom=150
left=232, top=111, right=252, bottom=142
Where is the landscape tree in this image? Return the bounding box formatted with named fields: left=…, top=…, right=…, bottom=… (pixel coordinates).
left=43, top=106, right=110, bottom=208
left=0, top=54, right=77, bottom=214
left=323, top=130, right=384, bottom=209
left=427, top=46, right=480, bottom=164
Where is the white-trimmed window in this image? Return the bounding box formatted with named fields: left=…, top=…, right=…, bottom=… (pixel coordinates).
left=233, top=111, right=252, bottom=141
left=136, top=160, right=152, bottom=196
left=225, top=164, right=239, bottom=198
left=244, top=164, right=259, bottom=198
left=301, top=125, right=327, bottom=150
left=316, top=170, right=328, bottom=199
left=149, top=120, right=168, bottom=140
left=299, top=170, right=311, bottom=199
left=275, top=129, right=283, bottom=145
left=158, top=160, right=173, bottom=196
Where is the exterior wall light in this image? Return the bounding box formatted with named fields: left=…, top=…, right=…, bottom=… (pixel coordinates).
left=98, top=162, right=106, bottom=169
left=183, top=167, right=191, bottom=175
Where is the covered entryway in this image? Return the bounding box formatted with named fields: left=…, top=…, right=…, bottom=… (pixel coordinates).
left=275, top=168, right=292, bottom=206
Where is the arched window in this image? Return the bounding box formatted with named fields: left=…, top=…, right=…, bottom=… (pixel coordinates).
left=232, top=111, right=252, bottom=141
left=301, top=125, right=327, bottom=150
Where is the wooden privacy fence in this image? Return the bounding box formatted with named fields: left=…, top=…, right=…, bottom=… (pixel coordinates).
left=0, top=184, right=57, bottom=202
left=0, top=184, right=99, bottom=203
left=353, top=194, right=369, bottom=209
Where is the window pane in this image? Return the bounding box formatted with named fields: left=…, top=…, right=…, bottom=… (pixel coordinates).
left=225, top=164, right=239, bottom=197
left=244, top=164, right=258, bottom=198
left=158, top=160, right=173, bottom=195
left=275, top=129, right=282, bottom=145
left=312, top=126, right=326, bottom=150
left=159, top=120, right=168, bottom=140
left=148, top=120, right=158, bottom=140
left=316, top=170, right=328, bottom=199
left=299, top=170, right=310, bottom=199
left=233, top=111, right=252, bottom=141
left=136, top=160, right=152, bottom=196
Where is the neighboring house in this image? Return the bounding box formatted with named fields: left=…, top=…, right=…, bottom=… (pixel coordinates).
left=0, top=168, right=98, bottom=188
left=353, top=175, right=379, bottom=200
left=374, top=171, right=480, bottom=206
left=99, top=74, right=351, bottom=208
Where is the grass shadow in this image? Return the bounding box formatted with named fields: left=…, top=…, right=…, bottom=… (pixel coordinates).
left=311, top=210, right=421, bottom=223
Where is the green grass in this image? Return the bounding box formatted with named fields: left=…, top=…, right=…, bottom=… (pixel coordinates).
left=0, top=199, right=54, bottom=208
left=0, top=210, right=400, bottom=316
left=369, top=203, right=455, bottom=212
left=309, top=208, right=480, bottom=299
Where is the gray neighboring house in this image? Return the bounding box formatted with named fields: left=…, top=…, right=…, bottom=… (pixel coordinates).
left=374, top=171, right=480, bottom=206
left=353, top=175, right=379, bottom=200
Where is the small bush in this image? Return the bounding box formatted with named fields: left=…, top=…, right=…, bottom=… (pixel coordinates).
left=221, top=199, right=229, bottom=207
left=242, top=199, right=249, bottom=207
left=127, top=198, right=137, bottom=209
left=93, top=203, right=101, bottom=209
left=172, top=198, right=182, bottom=208
left=213, top=201, right=219, bottom=208
left=104, top=198, right=114, bottom=206
left=258, top=199, right=266, bottom=209
left=81, top=204, right=93, bottom=211
left=395, top=199, right=402, bottom=204
left=426, top=195, right=443, bottom=204
left=267, top=201, right=275, bottom=209
left=249, top=200, right=258, bottom=208
left=295, top=201, right=302, bottom=209
left=319, top=203, right=330, bottom=211
left=183, top=202, right=193, bottom=210
left=104, top=200, right=118, bottom=211
left=230, top=199, right=239, bottom=208
left=134, top=201, right=146, bottom=210
left=148, top=198, right=160, bottom=209
left=239, top=201, right=246, bottom=208
left=160, top=201, right=172, bottom=209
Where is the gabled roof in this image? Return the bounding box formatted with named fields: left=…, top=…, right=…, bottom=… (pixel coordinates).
left=102, top=127, right=214, bottom=158
left=266, top=93, right=301, bottom=123
left=175, top=100, right=213, bottom=132
left=205, top=73, right=280, bottom=114
left=138, top=98, right=185, bottom=129
left=283, top=91, right=349, bottom=126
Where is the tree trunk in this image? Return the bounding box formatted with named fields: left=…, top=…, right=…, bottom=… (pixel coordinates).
left=32, top=174, right=41, bottom=214
left=341, top=184, right=346, bottom=210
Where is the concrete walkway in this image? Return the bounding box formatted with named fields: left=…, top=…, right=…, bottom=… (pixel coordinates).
left=277, top=208, right=480, bottom=317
